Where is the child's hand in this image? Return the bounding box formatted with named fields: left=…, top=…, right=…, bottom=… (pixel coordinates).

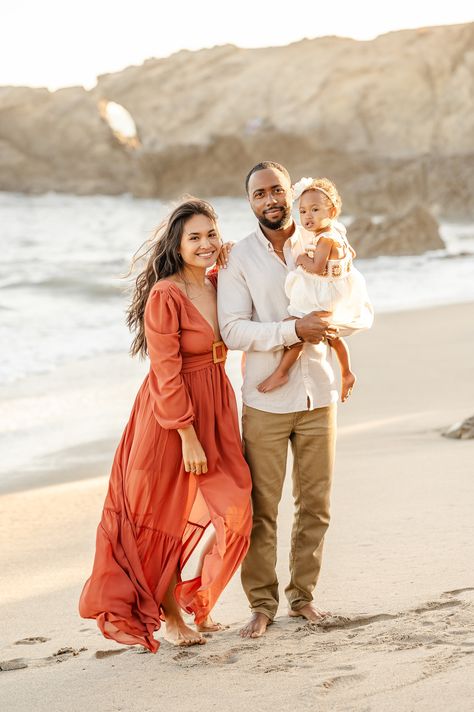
left=216, top=241, right=235, bottom=269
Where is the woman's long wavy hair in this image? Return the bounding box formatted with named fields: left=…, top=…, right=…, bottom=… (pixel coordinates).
left=126, top=198, right=219, bottom=358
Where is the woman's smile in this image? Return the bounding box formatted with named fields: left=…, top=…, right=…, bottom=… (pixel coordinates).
left=195, top=249, right=217, bottom=259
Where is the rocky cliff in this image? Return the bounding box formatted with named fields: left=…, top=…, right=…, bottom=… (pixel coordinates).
left=0, top=23, right=473, bottom=218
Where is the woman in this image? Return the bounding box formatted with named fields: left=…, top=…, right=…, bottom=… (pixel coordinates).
left=79, top=199, right=252, bottom=652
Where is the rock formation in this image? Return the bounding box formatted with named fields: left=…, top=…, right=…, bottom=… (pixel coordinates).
left=348, top=205, right=445, bottom=257
left=442, top=415, right=474, bottom=439
left=0, top=23, right=473, bottom=221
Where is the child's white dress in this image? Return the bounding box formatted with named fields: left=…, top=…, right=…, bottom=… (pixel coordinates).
left=286, top=222, right=374, bottom=328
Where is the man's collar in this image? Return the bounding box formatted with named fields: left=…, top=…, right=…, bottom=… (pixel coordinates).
left=255, top=220, right=300, bottom=250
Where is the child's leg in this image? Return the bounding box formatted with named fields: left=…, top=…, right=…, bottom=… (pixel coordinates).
left=257, top=343, right=304, bottom=393
left=328, top=337, right=356, bottom=402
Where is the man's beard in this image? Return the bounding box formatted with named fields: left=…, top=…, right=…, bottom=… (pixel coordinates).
left=258, top=205, right=292, bottom=231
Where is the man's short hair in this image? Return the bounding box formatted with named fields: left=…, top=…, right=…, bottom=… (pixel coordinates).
left=245, top=161, right=291, bottom=194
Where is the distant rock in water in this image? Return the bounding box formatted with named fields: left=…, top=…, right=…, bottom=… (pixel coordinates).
left=349, top=205, right=445, bottom=257
left=442, top=415, right=474, bottom=440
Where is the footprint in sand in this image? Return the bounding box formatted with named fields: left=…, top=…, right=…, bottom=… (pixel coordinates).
left=95, top=649, right=128, bottom=659
left=205, top=647, right=242, bottom=665
left=14, top=636, right=50, bottom=645
left=2, top=647, right=88, bottom=672
left=320, top=673, right=365, bottom=690
left=334, top=664, right=357, bottom=671
left=319, top=674, right=364, bottom=690
left=300, top=612, right=398, bottom=632
left=53, top=647, right=88, bottom=662
left=263, top=663, right=293, bottom=673
left=173, top=650, right=199, bottom=661
left=0, top=658, right=29, bottom=672
left=442, top=587, right=474, bottom=597
left=413, top=600, right=462, bottom=614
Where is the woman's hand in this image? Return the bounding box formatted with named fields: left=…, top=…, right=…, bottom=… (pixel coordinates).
left=178, top=426, right=208, bottom=475
left=216, top=241, right=235, bottom=269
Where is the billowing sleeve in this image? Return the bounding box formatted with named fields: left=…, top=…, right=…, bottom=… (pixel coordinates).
left=144, top=286, right=194, bottom=430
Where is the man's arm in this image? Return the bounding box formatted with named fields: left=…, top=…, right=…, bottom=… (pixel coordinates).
left=330, top=300, right=375, bottom=337
left=217, top=255, right=335, bottom=350
left=217, top=256, right=299, bottom=352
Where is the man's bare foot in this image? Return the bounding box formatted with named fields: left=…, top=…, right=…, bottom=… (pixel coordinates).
left=239, top=612, right=271, bottom=638
left=196, top=615, right=229, bottom=633
left=164, top=617, right=206, bottom=646
left=288, top=603, right=331, bottom=622
left=257, top=371, right=289, bottom=393
left=341, top=371, right=356, bottom=402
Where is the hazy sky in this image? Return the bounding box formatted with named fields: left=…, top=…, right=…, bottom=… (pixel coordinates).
left=1, top=0, right=472, bottom=90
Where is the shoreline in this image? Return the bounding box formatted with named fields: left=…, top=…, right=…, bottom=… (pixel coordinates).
left=2, top=300, right=473, bottom=497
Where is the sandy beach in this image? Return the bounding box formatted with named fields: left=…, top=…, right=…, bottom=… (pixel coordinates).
left=1, top=301, right=473, bottom=712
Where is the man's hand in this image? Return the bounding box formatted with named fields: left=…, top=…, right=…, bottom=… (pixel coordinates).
left=216, top=241, right=235, bottom=269
left=295, top=311, right=339, bottom=344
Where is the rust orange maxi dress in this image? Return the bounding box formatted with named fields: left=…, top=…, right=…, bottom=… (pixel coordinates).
left=79, top=275, right=252, bottom=653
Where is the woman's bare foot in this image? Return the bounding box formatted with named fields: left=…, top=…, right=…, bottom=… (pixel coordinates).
left=196, top=615, right=228, bottom=633
left=239, top=612, right=272, bottom=638
left=257, top=371, right=289, bottom=393
left=288, top=603, right=331, bottom=622
left=341, top=371, right=356, bottom=402
left=164, top=617, right=206, bottom=647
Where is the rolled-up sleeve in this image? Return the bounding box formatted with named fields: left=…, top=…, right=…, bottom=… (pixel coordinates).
left=144, top=286, right=194, bottom=430
left=217, top=256, right=300, bottom=352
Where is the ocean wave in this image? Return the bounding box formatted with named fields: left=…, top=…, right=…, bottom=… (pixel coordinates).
left=0, top=276, right=124, bottom=298
left=1, top=193, right=473, bottom=388
left=435, top=251, right=474, bottom=260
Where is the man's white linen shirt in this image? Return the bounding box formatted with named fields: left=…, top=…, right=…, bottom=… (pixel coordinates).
left=217, top=222, right=339, bottom=414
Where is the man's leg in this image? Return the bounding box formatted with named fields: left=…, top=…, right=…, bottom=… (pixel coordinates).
left=285, top=404, right=337, bottom=618
left=240, top=405, right=293, bottom=636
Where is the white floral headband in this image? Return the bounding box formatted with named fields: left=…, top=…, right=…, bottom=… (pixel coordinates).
left=292, top=177, right=335, bottom=206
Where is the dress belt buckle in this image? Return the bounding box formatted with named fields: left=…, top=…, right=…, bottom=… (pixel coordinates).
left=212, top=340, right=227, bottom=364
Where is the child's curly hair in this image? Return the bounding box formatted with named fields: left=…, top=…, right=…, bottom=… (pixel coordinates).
left=301, top=177, right=342, bottom=217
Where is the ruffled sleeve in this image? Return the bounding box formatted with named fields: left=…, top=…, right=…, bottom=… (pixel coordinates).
left=144, top=284, right=194, bottom=430
left=328, top=222, right=349, bottom=247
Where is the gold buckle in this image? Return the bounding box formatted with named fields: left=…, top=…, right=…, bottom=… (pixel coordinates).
left=212, top=340, right=227, bottom=364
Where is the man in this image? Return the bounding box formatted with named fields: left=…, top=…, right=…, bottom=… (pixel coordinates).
left=217, top=161, right=372, bottom=638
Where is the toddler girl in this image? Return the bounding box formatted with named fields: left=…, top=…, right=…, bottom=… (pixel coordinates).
left=257, top=177, right=373, bottom=401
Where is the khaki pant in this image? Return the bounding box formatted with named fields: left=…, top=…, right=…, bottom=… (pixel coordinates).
left=241, top=403, right=336, bottom=620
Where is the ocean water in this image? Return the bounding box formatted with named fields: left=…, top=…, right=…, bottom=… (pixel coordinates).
left=1, top=191, right=474, bottom=386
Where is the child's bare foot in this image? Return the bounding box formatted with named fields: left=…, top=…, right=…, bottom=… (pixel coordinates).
left=341, top=371, right=356, bottom=402
left=196, top=615, right=229, bottom=633
left=257, top=371, right=289, bottom=393
left=164, top=617, right=206, bottom=647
